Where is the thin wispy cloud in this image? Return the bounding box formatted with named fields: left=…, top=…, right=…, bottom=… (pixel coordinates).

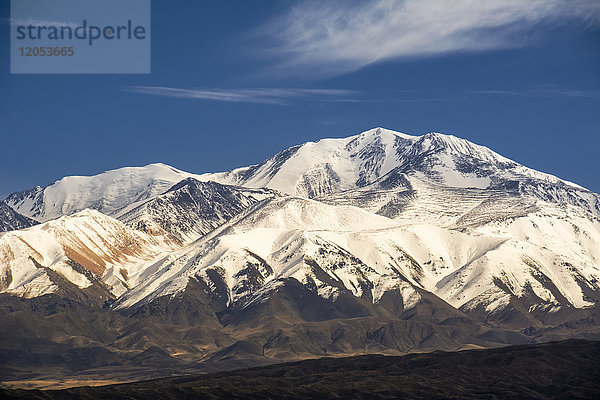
left=1, top=17, right=78, bottom=28
left=257, top=0, right=600, bottom=77
left=126, top=86, right=357, bottom=105
left=476, top=88, right=600, bottom=98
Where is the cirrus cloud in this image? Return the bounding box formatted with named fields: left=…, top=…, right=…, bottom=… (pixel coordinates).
left=256, top=0, right=600, bottom=77
left=125, top=86, right=358, bottom=105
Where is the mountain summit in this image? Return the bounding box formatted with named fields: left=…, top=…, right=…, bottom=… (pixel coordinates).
left=200, top=128, right=598, bottom=216
left=5, top=163, right=204, bottom=223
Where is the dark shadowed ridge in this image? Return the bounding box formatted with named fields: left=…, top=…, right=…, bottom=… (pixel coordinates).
left=1, top=340, right=599, bottom=399
left=0, top=201, right=37, bottom=232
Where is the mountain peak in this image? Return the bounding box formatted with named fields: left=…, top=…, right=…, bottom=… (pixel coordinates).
left=5, top=163, right=204, bottom=222
left=198, top=127, right=597, bottom=215
left=357, top=126, right=418, bottom=141
left=5, top=127, right=598, bottom=227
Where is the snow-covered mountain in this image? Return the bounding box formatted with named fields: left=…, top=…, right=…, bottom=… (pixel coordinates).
left=115, top=196, right=402, bottom=309
left=5, top=163, right=203, bottom=222
left=201, top=128, right=600, bottom=217
left=2, top=127, right=598, bottom=319
left=1, top=127, right=600, bottom=378
left=114, top=193, right=600, bottom=330
left=0, top=209, right=175, bottom=300
left=114, top=178, right=279, bottom=245
left=0, top=201, right=37, bottom=232
left=5, top=128, right=597, bottom=226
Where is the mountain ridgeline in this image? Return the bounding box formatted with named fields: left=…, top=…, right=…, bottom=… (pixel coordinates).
left=0, top=201, right=36, bottom=232
left=1, top=127, right=599, bottom=386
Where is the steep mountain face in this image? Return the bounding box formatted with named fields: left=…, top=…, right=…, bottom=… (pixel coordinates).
left=0, top=210, right=175, bottom=301
left=113, top=178, right=279, bottom=245
left=115, top=196, right=402, bottom=310
left=0, top=201, right=37, bottom=232
left=4, top=163, right=203, bottom=222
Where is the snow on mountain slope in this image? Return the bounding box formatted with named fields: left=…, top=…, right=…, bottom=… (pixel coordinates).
left=113, top=178, right=279, bottom=245
left=455, top=203, right=600, bottom=311
left=5, top=163, right=204, bottom=222
left=115, top=196, right=406, bottom=309
left=321, top=203, right=600, bottom=313
left=0, top=209, right=176, bottom=299
left=0, top=201, right=37, bottom=232
left=320, top=175, right=539, bottom=228
left=114, top=191, right=600, bottom=324
left=201, top=128, right=599, bottom=217
left=200, top=128, right=415, bottom=196
left=227, top=196, right=400, bottom=233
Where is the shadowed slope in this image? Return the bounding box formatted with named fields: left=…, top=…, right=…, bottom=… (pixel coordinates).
left=2, top=340, right=598, bottom=399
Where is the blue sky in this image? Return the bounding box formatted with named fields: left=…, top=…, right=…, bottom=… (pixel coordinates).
left=1, top=0, right=599, bottom=198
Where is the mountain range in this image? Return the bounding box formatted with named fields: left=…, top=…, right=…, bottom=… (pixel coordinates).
left=1, top=127, right=599, bottom=387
